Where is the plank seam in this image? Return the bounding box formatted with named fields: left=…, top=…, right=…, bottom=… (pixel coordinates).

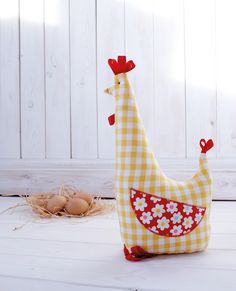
left=183, top=0, right=187, bottom=159
left=68, top=0, right=72, bottom=159
left=95, top=0, right=99, bottom=159
left=18, top=0, right=22, bottom=159
left=43, top=0, right=47, bottom=159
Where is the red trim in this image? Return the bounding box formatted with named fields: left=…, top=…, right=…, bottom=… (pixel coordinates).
left=108, top=56, right=135, bottom=75
left=200, top=139, right=214, bottom=153
left=123, top=244, right=156, bottom=261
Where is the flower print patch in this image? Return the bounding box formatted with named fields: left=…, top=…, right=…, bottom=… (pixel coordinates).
left=140, top=212, right=153, bottom=224
left=157, top=217, right=170, bottom=230
left=171, top=212, right=183, bottom=224
left=133, top=197, right=147, bottom=211
left=151, top=204, right=165, bottom=218
left=166, top=202, right=178, bottom=214
left=130, top=188, right=206, bottom=237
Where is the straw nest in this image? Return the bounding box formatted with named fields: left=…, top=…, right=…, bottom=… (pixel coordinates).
left=25, top=185, right=115, bottom=218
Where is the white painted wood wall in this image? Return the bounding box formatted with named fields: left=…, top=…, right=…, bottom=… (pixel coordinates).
left=0, top=0, right=236, bottom=199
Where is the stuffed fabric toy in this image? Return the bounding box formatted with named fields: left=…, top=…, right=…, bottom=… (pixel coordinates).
left=105, top=56, right=214, bottom=261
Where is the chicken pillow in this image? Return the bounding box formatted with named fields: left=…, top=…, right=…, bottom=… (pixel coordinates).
left=105, top=56, right=214, bottom=261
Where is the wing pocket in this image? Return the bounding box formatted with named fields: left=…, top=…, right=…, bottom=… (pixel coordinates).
left=130, top=188, right=206, bottom=237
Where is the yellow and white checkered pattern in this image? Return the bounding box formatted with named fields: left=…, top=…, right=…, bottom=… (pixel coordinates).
left=107, top=73, right=212, bottom=254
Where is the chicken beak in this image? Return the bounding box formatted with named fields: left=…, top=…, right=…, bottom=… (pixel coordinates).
left=104, top=86, right=114, bottom=95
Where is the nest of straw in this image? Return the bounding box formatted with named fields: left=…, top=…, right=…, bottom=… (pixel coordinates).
left=25, top=185, right=115, bottom=218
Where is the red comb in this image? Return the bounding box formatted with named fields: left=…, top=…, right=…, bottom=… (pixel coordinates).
left=108, top=56, right=135, bottom=75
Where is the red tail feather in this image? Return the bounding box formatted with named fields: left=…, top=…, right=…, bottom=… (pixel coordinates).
left=200, top=139, right=214, bottom=154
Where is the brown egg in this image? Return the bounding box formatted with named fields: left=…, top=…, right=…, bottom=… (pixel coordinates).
left=46, top=195, right=67, bottom=214
left=65, top=198, right=89, bottom=215
left=74, top=191, right=93, bottom=205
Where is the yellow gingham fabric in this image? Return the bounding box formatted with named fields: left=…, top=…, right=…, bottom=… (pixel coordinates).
left=106, top=73, right=212, bottom=254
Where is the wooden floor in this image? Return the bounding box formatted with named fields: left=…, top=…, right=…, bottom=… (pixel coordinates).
left=0, top=198, right=236, bottom=291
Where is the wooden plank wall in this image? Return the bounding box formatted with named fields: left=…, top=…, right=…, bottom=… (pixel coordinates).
left=0, top=0, right=20, bottom=158
left=0, top=0, right=236, bottom=198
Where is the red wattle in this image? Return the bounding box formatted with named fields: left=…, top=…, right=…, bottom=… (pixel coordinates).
left=108, top=114, right=115, bottom=126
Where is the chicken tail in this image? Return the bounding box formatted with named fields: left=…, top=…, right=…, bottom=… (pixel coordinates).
left=200, top=139, right=214, bottom=154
